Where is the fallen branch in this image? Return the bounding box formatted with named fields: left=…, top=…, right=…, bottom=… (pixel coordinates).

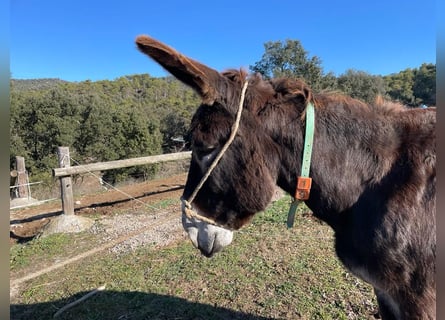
left=53, top=284, right=106, bottom=318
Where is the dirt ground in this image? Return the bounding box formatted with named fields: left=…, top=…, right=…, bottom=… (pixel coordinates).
left=10, top=173, right=188, bottom=245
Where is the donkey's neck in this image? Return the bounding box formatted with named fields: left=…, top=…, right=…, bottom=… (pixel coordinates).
left=273, top=101, right=400, bottom=226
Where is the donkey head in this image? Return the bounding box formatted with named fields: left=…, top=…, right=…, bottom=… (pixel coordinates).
left=136, top=35, right=301, bottom=256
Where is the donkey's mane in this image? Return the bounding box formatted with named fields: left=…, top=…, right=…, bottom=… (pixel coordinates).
left=221, top=69, right=406, bottom=117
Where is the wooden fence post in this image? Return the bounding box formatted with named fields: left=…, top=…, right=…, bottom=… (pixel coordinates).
left=57, top=147, right=74, bottom=215
left=15, top=156, right=29, bottom=198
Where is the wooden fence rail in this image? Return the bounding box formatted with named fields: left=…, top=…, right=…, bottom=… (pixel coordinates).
left=53, top=147, right=191, bottom=215
left=53, top=151, right=192, bottom=177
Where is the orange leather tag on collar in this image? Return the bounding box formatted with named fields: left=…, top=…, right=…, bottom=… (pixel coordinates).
left=295, top=176, right=312, bottom=200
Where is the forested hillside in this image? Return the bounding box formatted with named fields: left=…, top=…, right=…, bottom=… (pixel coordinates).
left=10, top=74, right=200, bottom=183
left=11, top=78, right=67, bottom=91
left=10, top=60, right=436, bottom=185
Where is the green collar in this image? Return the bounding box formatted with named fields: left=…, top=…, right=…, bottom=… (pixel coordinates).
left=287, top=102, right=315, bottom=228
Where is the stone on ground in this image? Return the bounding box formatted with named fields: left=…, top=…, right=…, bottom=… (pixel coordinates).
left=40, top=214, right=94, bottom=237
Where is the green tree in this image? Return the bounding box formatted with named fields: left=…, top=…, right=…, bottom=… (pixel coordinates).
left=319, top=71, right=338, bottom=91
left=413, top=63, right=436, bottom=106
left=384, top=69, right=415, bottom=106
left=337, top=69, right=386, bottom=104
left=384, top=64, right=436, bottom=107
left=250, top=39, right=324, bottom=89
left=10, top=86, right=82, bottom=173
left=10, top=88, right=31, bottom=168
left=160, top=112, right=188, bottom=152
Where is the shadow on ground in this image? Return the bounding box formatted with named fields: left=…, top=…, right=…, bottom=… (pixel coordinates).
left=11, top=290, right=274, bottom=320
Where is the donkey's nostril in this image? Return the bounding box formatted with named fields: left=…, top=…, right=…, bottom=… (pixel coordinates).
left=199, top=246, right=215, bottom=258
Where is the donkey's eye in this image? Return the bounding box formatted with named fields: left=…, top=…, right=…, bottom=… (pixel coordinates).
left=194, top=145, right=218, bottom=163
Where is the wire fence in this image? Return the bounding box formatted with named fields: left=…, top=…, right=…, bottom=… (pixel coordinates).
left=10, top=152, right=190, bottom=211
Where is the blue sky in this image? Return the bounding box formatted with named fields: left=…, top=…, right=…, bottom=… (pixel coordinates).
left=10, top=0, right=436, bottom=82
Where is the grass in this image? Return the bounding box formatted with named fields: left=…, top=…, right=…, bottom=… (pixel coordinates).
left=10, top=233, right=72, bottom=271
left=10, top=196, right=377, bottom=320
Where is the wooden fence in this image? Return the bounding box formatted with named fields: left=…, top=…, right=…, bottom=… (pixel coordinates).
left=52, top=147, right=192, bottom=215
left=10, top=156, right=31, bottom=199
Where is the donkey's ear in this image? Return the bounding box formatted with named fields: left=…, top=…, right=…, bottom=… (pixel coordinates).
left=136, top=35, right=221, bottom=104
